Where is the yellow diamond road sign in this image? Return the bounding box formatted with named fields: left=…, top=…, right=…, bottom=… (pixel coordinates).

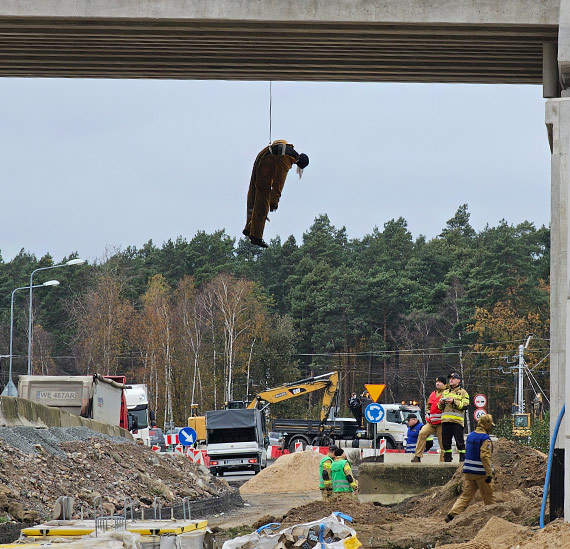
left=364, top=384, right=385, bottom=403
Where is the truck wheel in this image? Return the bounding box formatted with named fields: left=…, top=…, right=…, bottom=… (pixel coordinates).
left=311, top=435, right=333, bottom=448
left=288, top=437, right=308, bottom=453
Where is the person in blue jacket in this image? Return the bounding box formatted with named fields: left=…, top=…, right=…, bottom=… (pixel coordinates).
left=405, top=414, right=424, bottom=453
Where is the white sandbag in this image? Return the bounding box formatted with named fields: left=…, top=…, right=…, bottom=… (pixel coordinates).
left=222, top=513, right=361, bottom=549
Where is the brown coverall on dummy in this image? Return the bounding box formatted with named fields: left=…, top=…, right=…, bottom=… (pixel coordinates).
left=244, top=140, right=298, bottom=242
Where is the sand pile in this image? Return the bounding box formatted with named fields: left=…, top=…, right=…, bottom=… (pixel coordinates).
left=517, top=520, right=570, bottom=548
left=240, top=451, right=323, bottom=494
left=437, top=516, right=531, bottom=549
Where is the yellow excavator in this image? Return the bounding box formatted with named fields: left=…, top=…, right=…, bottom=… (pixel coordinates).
left=246, top=371, right=339, bottom=422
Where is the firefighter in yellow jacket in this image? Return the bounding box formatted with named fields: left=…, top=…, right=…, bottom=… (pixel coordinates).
left=445, top=414, right=496, bottom=522
left=437, top=371, right=469, bottom=462
left=243, top=140, right=309, bottom=248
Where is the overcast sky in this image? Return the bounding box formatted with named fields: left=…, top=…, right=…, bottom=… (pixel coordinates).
left=0, top=78, right=550, bottom=263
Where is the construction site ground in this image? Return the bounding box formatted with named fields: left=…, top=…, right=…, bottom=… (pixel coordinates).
left=219, top=441, right=570, bottom=549
left=0, top=428, right=567, bottom=547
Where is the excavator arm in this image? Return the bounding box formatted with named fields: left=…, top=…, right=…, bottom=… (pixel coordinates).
left=247, top=371, right=339, bottom=422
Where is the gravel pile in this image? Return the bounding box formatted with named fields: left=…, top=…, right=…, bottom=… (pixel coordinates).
left=0, top=426, right=233, bottom=526
left=0, top=426, right=129, bottom=458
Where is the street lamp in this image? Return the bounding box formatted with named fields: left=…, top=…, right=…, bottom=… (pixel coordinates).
left=2, top=280, right=60, bottom=397
left=27, top=258, right=85, bottom=375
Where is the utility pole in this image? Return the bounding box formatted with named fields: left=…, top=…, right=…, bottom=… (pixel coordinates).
left=516, top=343, right=525, bottom=414
left=515, top=335, right=532, bottom=414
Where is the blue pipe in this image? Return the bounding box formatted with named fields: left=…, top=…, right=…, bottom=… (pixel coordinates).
left=540, top=404, right=565, bottom=528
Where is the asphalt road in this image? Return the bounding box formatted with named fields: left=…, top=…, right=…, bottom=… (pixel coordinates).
left=222, top=470, right=257, bottom=486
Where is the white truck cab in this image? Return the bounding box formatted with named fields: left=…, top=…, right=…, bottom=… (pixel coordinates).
left=124, top=384, right=152, bottom=446
left=356, top=403, right=422, bottom=449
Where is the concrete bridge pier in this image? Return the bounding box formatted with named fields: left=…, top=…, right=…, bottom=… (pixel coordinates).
left=547, top=1, right=570, bottom=522
left=546, top=96, right=569, bottom=521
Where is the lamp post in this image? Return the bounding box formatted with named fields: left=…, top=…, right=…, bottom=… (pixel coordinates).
left=2, top=280, right=60, bottom=397
left=27, top=258, right=85, bottom=375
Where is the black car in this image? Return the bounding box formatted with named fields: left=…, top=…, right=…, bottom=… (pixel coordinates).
left=149, top=427, right=166, bottom=451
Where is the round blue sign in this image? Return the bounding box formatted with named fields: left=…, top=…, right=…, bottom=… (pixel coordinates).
left=364, top=403, right=385, bottom=424
left=178, top=427, right=197, bottom=446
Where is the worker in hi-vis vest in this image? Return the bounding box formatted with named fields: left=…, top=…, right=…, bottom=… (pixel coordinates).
left=319, top=446, right=337, bottom=500
left=243, top=140, right=309, bottom=248
left=330, top=448, right=358, bottom=500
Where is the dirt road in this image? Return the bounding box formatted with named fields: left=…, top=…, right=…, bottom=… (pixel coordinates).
left=208, top=492, right=322, bottom=530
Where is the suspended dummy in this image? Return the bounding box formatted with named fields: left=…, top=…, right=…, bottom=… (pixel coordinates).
left=243, top=140, right=309, bottom=248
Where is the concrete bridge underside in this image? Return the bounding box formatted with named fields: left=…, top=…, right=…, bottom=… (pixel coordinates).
left=0, top=0, right=560, bottom=82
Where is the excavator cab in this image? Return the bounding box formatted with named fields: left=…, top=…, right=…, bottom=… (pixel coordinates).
left=226, top=400, right=248, bottom=409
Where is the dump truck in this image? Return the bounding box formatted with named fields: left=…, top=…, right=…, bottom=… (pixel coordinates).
left=18, top=374, right=125, bottom=427
left=206, top=408, right=267, bottom=476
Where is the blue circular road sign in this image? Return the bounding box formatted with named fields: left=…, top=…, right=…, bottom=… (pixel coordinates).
left=178, top=427, right=197, bottom=446
left=365, top=403, right=385, bottom=424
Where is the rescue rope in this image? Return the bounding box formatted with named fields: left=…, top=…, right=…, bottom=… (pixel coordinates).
left=269, top=80, right=272, bottom=144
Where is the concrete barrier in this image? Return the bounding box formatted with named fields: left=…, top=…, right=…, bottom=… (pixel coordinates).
left=0, top=396, right=133, bottom=440
left=358, top=462, right=458, bottom=504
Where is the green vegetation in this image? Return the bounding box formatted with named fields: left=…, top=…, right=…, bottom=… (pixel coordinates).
left=495, top=412, right=550, bottom=453
left=0, top=205, right=550, bottom=427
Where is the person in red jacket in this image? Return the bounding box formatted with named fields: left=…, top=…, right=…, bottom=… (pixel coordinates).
left=411, top=376, right=447, bottom=463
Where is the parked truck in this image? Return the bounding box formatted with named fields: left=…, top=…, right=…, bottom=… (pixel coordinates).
left=18, top=374, right=154, bottom=446
left=124, top=383, right=153, bottom=446
left=206, top=408, right=267, bottom=476
left=18, top=374, right=126, bottom=427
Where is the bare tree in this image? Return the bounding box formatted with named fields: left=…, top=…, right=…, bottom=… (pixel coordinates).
left=71, top=271, right=133, bottom=375
left=136, top=275, right=174, bottom=430
left=32, top=324, right=55, bottom=375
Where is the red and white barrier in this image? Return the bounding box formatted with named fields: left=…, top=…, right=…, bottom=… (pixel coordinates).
left=306, top=446, right=330, bottom=455
left=186, top=447, right=204, bottom=464
left=151, top=445, right=161, bottom=453
left=294, top=441, right=303, bottom=453
left=379, top=438, right=386, bottom=455
left=166, top=434, right=179, bottom=446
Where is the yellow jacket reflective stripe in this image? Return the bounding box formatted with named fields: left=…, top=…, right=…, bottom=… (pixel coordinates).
left=438, top=387, right=469, bottom=426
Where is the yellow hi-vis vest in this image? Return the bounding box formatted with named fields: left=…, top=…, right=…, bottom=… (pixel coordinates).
left=319, top=455, right=333, bottom=489
left=331, top=459, right=355, bottom=493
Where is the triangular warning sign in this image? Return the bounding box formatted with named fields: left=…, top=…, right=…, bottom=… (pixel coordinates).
left=364, top=384, right=385, bottom=403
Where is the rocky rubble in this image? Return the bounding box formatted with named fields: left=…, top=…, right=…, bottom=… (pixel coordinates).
left=0, top=427, right=232, bottom=524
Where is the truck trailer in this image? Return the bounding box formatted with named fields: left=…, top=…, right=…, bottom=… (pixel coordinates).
left=18, top=374, right=125, bottom=427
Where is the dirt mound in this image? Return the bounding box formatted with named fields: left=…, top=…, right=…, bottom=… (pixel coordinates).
left=394, top=438, right=547, bottom=519
left=264, top=439, right=547, bottom=548
left=240, top=451, right=323, bottom=494
left=281, top=500, right=401, bottom=526
left=437, top=516, right=531, bottom=549
left=0, top=433, right=232, bottom=523
left=518, top=520, right=570, bottom=548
